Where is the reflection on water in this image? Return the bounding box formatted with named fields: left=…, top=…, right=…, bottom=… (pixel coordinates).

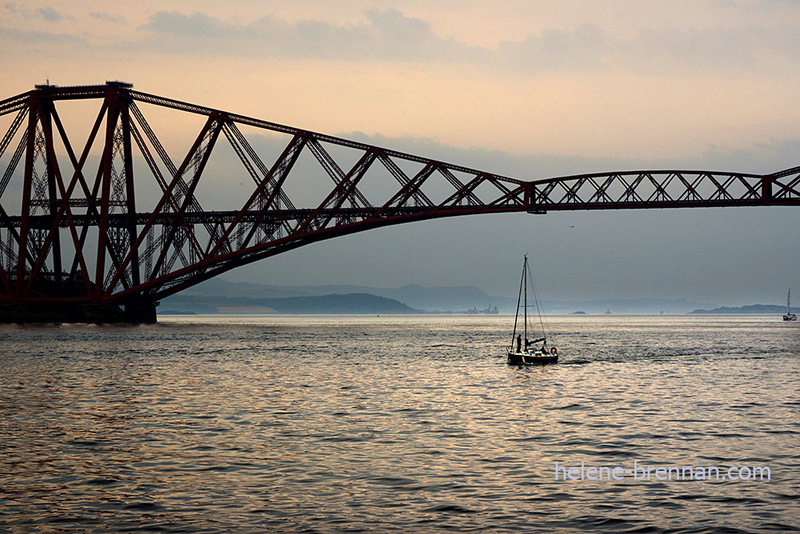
left=1, top=315, right=798, bottom=532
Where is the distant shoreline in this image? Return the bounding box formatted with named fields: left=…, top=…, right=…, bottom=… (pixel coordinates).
left=160, top=279, right=792, bottom=316
left=689, top=304, right=793, bottom=315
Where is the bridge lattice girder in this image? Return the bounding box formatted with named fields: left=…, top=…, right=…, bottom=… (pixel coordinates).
left=0, top=83, right=798, bottom=307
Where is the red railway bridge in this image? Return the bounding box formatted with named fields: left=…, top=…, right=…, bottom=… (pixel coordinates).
left=0, top=82, right=798, bottom=322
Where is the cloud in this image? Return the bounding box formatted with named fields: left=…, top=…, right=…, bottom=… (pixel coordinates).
left=498, top=24, right=612, bottom=73
left=0, top=27, right=85, bottom=45
left=3, top=5, right=800, bottom=79
left=90, top=12, right=126, bottom=25
left=495, top=22, right=800, bottom=75
left=36, top=6, right=63, bottom=22
left=132, top=8, right=800, bottom=77
left=5, top=2, right=66, bottom=22
left=620, top=24, right=800, bottom=74
left=137, top=9, right=489, bottom=63
left=144, top=11, right=230, bottom=38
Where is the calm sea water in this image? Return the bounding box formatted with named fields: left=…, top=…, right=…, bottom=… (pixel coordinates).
left=1, top=314, right=798, bottom=533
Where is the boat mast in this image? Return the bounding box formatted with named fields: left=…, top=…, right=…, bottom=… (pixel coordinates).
left=510, top=256, right=525, bottom=351
left=523, top=254, right=528, bottom=346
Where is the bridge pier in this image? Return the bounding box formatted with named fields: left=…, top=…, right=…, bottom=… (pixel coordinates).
left=0, top=301, right=158, bottom=324
left=123, top=300, right=159, bottom=324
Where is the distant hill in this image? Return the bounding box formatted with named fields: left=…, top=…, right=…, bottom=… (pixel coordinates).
left=160, top=292, right=417, bottom=315
left=164, top=278, right=725, bottom=315
left=175, top=278, right=513, bottom=313
left=689, top=304, right=792, bottom=315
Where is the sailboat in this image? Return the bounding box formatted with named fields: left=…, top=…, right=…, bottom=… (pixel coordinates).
left=507, top=254, right=559, bottom=365
left=784, top=289, right=797, bottom=321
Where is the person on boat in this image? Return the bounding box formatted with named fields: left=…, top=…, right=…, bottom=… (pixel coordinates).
left=528, top=337, right=545, bottom=351
left=516, top=334, right=522, bottom=353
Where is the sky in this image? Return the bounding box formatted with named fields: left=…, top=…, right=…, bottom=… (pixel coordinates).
left=1, top=0, right=799, bottom=306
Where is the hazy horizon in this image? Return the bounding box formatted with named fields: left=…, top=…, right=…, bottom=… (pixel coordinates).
left=197, top=275, right=787, bottom=310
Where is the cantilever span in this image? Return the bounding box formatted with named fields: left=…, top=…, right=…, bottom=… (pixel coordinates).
left=0, top=82, right=798, bottom=322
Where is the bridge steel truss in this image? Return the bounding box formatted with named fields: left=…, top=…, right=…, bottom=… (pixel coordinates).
left=0, top=82, right=798, bottom=321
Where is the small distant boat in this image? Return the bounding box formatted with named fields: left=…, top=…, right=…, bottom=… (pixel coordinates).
left=784, top=289, right=797, bottom=321
left=507, top=254, right=558, bottom=365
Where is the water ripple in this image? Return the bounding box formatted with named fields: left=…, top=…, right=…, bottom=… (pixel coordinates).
left=0, top=315, right=798, bottom=533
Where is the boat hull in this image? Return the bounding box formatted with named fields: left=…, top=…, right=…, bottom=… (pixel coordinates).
left=507, top=350, right=558, bottom=365
left=784, top=314, right=797, bottom=321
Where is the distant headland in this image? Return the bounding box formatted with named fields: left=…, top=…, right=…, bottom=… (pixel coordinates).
left=689, top=304, right=794, bottom=315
